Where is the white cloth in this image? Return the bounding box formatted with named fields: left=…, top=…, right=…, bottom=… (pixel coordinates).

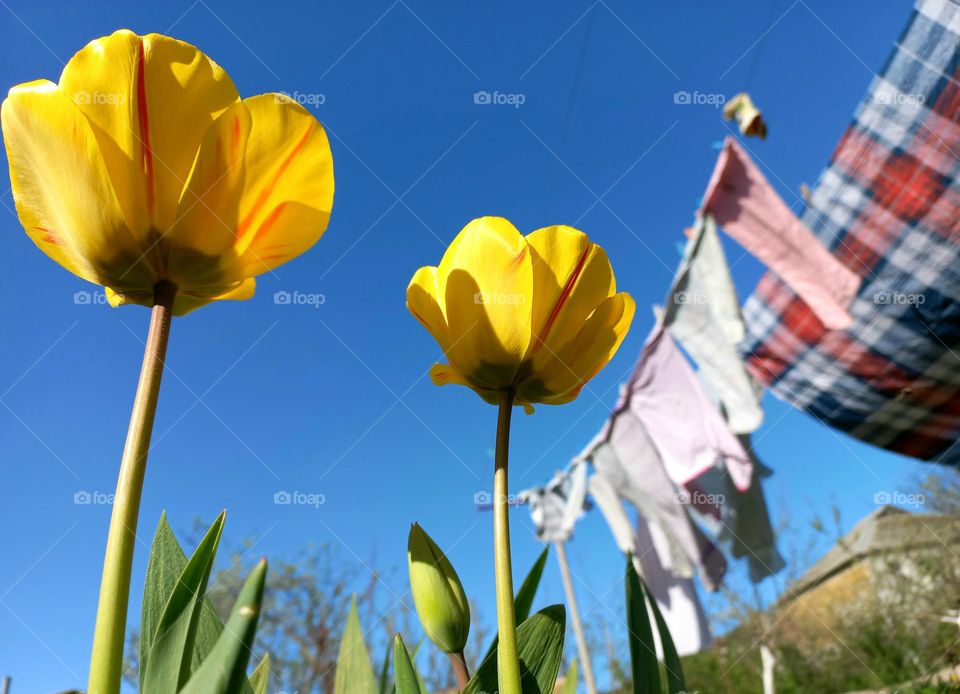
left=520, top=460, right=589, bottom=543
left=663, top=215, right=764, bottom=433
left=581, top=410, right=727, bottom=591
left=588, top=473, right=712, bottom=656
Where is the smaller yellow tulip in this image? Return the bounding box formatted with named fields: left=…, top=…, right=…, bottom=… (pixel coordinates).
left=407, top=217, right=635, bottom=412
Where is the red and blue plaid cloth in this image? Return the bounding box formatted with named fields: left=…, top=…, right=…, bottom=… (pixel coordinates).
left=741, top=0, right=960, bottom=463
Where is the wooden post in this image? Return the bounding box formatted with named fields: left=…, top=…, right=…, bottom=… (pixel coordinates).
left=554, top=541, right=598, bottom=694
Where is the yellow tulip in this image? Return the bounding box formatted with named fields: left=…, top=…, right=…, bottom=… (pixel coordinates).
left=407, top=216, right=635, bottom=412
left=1, top=29, right=334, bottom=315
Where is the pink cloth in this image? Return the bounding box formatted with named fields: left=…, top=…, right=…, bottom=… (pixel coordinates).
left=702, top=137, right=860, bottom=330
left=625, top=324, right=752, bottom=491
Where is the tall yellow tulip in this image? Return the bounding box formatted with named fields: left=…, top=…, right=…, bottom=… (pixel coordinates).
left=406, top=216, right=634, bottom=694
left=2, top=29, right=334, bottom=315
left=1, top=30, right=334, bottom=694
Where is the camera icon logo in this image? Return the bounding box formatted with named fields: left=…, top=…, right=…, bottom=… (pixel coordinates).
left=674, top=90, right=692, bottom=104
left=474, top=90, right=492, bottom=105
left=474, top=490, right=492, bottom=505
left=74, top=491, right=92, bottom=504
left=274, top=491, right=292, bottom=504
left=274, top=290, right=292, bottom=305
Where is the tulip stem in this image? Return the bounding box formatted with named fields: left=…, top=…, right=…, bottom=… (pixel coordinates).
left=88, top=281, right=176, bottom=694
left=493, top=388, right=522, bottom=694
left=448, top=650, right=470, bottom=689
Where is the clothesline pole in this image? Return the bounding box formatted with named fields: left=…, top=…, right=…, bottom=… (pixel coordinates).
left=553, top=540, right=598, bottom=694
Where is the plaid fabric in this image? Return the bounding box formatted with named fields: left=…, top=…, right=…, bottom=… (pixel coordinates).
left=741, top=0, right=960, bottom=464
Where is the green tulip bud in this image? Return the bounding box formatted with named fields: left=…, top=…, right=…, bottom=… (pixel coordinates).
left=407, top=523, right=470, bottom=654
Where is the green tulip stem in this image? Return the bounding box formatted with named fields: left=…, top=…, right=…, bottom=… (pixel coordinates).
left=88, top=281, right=176, bottom=694
left=448, top=650, right=470, bottom=689
left=493, top=388, right=522, bottom=694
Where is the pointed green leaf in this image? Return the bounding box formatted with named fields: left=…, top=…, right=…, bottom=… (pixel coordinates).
left=482, top=546, right=550, bottom=662
left=464, top=604, right=566, bottom=694
left=250, top=653, right=270, bottom=694
left=560, top=657, right=578, bottom=694
left=142, top=512, right=225, bottom=692
left=139, top=513, right=254, bottom=693
left=180, top=558, right=267, bottom=694
left=393, top=634, right=423, bottom=694
left=378, top=637, right=392, bottom=694
left=647, top=577, right=685, bottom=693
left=334, top=595, right=378, bottom=694
left=626, top=557, right=661, bottom=694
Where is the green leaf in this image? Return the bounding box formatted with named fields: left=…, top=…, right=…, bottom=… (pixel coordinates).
left=559, top=657, right=578, bottom=694
left=464, top=604, right=566, bottom=694
left=393, top=635, right=423, bottom=694
left=334, top=595, right=378, bottom=694
left=626, top=557, right=661, bottom=694
left=482, top=546, right=550, bottom=662
left=647, top=576, right=685, bottom=693
left=378, top=636, right=392, bottom=694
left=250, top=654, right=270, bottom=694
left=142, top=512, right=225, bottom=692
left=140, top=513, right=254, bottom=692
left=180, top=558, right=268, bottom=694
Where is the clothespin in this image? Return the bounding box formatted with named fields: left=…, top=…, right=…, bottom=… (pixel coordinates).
left=723, top=92, right=768, bottom=139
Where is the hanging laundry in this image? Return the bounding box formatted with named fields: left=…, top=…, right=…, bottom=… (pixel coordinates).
left=741, top=0, right=960, bottom=464
left=723, top=92, right=768, bottom=139
left=625, top=324, right=753, bottom=491
left=588, top=473, right=713, bottom=655
left=702, top=136, right=860, bottom=330
left=663, top=214, right=764, bottom=433
left=683, top=434, right=785, bottom=582
left=580, top=401, right=727, bottom=591
left=519, top=459, right=589, bottom=543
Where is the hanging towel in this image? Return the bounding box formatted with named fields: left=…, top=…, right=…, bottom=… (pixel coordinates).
left=626, top=324, right=753, bottom=491
left=741, top=0, right=960, bottom=464
left=663, top=214, right=764, bottom=433
left=635, top=515, right=713, bottom=656
left=581, top=405, right=727, bottom=591
left=682, top=434, right=785, bottom=582
left=702, top=136, right=860, bottom=330
left=519, top=459, right=589, bottom=543
left=588, top=473, right=713, bottom=655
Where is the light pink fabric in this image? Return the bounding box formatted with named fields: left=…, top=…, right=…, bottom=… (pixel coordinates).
left=702, top=137, right=860, bottom=330
left=625, top=324, right=752, bottom=491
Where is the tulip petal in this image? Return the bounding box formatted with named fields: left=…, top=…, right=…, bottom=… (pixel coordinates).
left=168, top=100, right=253, bottom=286
left=439, top=217, right=533, bottom=388
left=525, top=225, right=616, bottom=369
left=429, top=364, right=499, bottom=405
left=1, top=79, right=152, bottom=288
left=58, top=30, right=241, bottom=235
left=520, top=292, right=635, bottom=404
left=233, top=94, right=334, bottom=277
left=105, top=277, right=255, bottom=315
left=407, top=266, right=447, bottom=345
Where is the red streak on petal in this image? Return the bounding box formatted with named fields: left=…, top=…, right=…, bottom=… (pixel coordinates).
left=534, top=246, right=590, bottom=351
left=36, top=226, right=61, bottom=246
left=237, top=120, right=315, bottom=241
left=135, top=40, right=155, bottom=219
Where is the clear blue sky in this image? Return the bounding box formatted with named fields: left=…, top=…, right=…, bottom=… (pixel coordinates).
left=0, top=1, right=925, bottom=691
